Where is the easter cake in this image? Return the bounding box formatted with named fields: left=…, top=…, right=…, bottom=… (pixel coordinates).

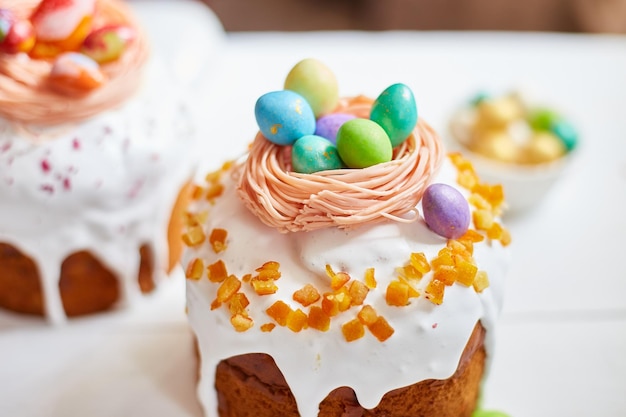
left=0, top=0, right=196, bottom=323
left=184, top=59, right=511, bottom=417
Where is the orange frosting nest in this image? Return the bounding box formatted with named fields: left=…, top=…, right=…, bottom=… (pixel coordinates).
left=237, top=96, right=445, bottom=233
left=0, top=0, right=149, bottom=126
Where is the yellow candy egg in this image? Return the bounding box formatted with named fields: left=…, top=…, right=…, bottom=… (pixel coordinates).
left=476, top=96, right=524, bottom=129
left=522, top=132, right=567, bottom=164
left=471, top=129, right=519, bottom=163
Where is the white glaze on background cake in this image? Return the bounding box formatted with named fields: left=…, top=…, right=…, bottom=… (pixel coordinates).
left=185, top=158, right=510, bottom=417
left=0, top=55, right=197, bottom=324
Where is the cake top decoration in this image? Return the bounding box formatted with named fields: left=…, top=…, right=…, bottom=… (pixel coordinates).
left=0, top=0, right=148, bottom=126
left=238, top=59, right=444, bottom=233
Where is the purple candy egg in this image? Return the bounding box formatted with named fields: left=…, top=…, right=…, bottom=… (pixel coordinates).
left=315, top=113, right=356, bottom=144
left=422, top=183, right=470, bottom=239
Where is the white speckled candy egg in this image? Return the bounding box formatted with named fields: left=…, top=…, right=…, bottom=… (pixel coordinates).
left=255, top=90, right=316, bottom=146
left=284, top=58, right=339, bottom=118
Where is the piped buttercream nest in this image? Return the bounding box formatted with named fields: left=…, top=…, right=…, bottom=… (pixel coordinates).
left=237, top=96, right=445, bottom=233
left=0, top=0, right=149, bottom=126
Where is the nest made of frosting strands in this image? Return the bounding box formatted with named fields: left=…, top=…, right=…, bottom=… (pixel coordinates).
left=237, top=96, right=445, bottom=233
left=0, top=0, right=149, bottom=126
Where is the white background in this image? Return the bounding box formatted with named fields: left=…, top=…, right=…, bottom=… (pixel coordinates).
left=1, top=1, right=625, bottom=416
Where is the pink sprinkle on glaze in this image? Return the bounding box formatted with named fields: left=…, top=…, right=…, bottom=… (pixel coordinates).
left=40, top=184, right=54, bottom=194
left=72, top=138, right=81, bottom=150
left=63, top=178, right=71, bottom=190
left=432, top=323, right=438, bottom=329
left=41, top=159, right=52, bottom=173
left=1, top=142, right=11, bottom=153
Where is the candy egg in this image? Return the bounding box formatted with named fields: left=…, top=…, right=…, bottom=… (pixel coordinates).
left=30, top=0, right=96, bottom=58
left=315, top=113, right=356, bottom=144
left=82, top=25, right=135, bottom=64
left=370, top=83, right=418, bottom=148
left=336, top=118, right=393, bottom=168
left=528, top=108, right=560, bottom=131
left=422, top=183, right=470, bottom=239
left=255, top=90, right=316, bottom=146
left=550, top=119, right=578, bottom=151
left=284, top=58, right=339, bottom=118
left=0, top=10, right=35, bottom=54
left=291, top=135, right=344, bottom=174
left=523, top=132, right=566, bottom=164
left=476, top=96, right=524, bottom=129
left=471, top=130, right=519, bottom=163
left=49, top=52, right=105, bottom=96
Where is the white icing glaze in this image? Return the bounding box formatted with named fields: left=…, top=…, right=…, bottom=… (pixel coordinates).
left=0, top=55, right=197, bottom=324
left=185, top=159, right=510, bottom=417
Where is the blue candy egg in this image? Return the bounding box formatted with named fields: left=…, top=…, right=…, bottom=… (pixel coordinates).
left=422, top=183, right=470, bottom=239
left=255, top=90, right=316, bottom=146
left=550, top=119, right=578, bottom=151
left=370, top=83, right=418, bottom=148
left=291, top=135, right=344, bottom=174
left=315, top=113, right=356, bottom=144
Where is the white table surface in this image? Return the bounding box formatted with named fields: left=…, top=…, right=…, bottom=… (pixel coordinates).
left=1, top=1, right=626, bottom=416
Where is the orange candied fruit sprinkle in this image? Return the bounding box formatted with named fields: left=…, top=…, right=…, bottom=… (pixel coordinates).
left=205, top=183, right=224, bottom=202
left=182, top=225, right=206, bottom=247
left=216, top=275, right=241, bottom=303
left=185, top=258, right=204, bottom=280
left=331, top=272, right=351, bottom=290
left=357, top=305, right=378, bottom=326
left=457, top=168, right=479, bottom=190
left=308, top=305, right=331, bottom=332
left=473, top=209, right=494, bottom=231
left=499, top=227, right=512, bottom=246
left=385, top=280, right=410, bottom=306
left=448, top=239, right=472, bottom=258
left=473, top=271, right=490, bottom=292
left=256, top=261, right=280, bottom=271
left=185, top=211, right=209, bottom=228
left=367, top=316, right=395, bottom=342
left=410, top=252, right=431, bottom=275
left=433, top=265, right=457, bottom=286
left=209, top=228, right=228, bottom=253
left=321, top=292, right=340, bottom=317
left=348, top=280, right=369, bottom=306
left=487, top=222, right=504, bottom=240
left=334, top=288, right=352, bottom=312
left=207, top=259, right=228, bottom=283
left=293, top=284, right=321, bottom=307
left=251, top=279, right=278, bottom=295
left=431, top=247, right=454, bottom=269
left=468, top=192, right=492, bottom=211
left=396, top=264, right=423, bottom=280
left=342, top=318, right=365, bottom=342
left=260, top=323, right=276, bottom=332
left=449, top=152, right=475, bottom=172
left=204, top=169, right=222, bottom=184
left=364, top=268, right=377, bottom=289
left=286, top=309, right=308, bottom=333
left=425, top=279, right=446, bottom=305
left=190, top=184, right=205, bottom=200
left=228, top=292, right=250, bottom=315
left=266, top=300, right=291, bottom=327
left=473, top=183, right=505, bottom=209
left=459, top=229, right=485, bottom=243
left=454, top=255, right=478, bottom=287
left=231, top=313, right=254, bottom=332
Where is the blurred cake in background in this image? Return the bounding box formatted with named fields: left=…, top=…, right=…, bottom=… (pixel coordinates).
left=449, top=91, right=579, bottom=213
left=0, top=0, right=196, bottom=323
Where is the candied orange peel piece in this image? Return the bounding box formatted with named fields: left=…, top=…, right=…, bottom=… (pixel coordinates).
left=260, top=323, right=276, bottom=332
left=293, top=284, right=321, bottom=307
left=368, top=316, right=395, bottom=342
left=231, top=313, right=254, bottom=332
left=182, top=225, right=206, bottom=247
left=425, top=279, right=446, bottom=305
left=209, top=228, right=228, bottom=253
left=364, top=268, right=377, bottom=289
left=342, top=318, right=365, bottom=342
left=308, top=305, right=331, bottom=332
left=348, top=281, right=369, bottom=306
left=251, top=279, right=278, bottom=295
left=216, top=275, right=241, bottom=303
left=357, top=305, right=378, bottom=326
left=473, top=271, right=490, bottom=293
left=228, top=292, right=250, bottom=315
left=185, top=258, right=204, bottom=280
left=386, top=280, right=410, bottom=306
left=266, top=300, right=291, bottom=326
left=207, top=259, right=228, bottom=283
left=286, top=309, right=308, bottom=332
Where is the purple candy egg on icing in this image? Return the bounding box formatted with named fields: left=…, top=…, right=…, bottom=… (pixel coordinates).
left=315, top=113, right=356, bottom=144
left=422, top=183, right=470, bottom=239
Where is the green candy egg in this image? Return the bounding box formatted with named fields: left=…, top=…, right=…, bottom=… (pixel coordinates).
left=528, top=108, right=560, bottom=131
left=336, top=119, right=393, bottom=168
left=284, top=58, right=339, bottom=118
left=370, top=83, right=418, bottom=148
left=471, top=410, right=511, bottom=417
left=550, top=119, right=578, bottom=151
left=291, top=135, right=344, bottom=174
